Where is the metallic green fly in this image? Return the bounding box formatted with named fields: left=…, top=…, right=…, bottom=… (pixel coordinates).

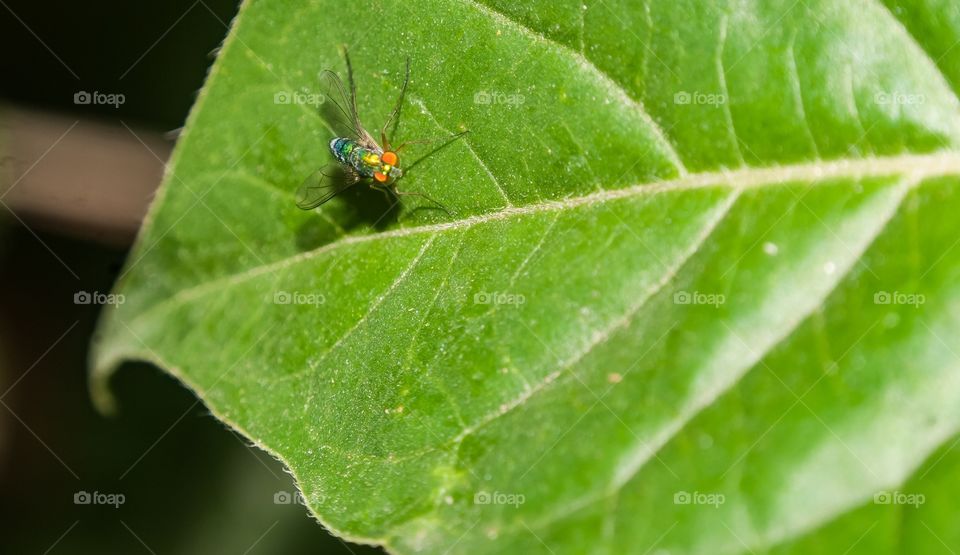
left=296, top=47, right=467, bottom=213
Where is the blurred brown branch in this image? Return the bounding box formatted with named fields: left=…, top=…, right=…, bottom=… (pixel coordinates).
left=1, top=106, right=172, bottom=245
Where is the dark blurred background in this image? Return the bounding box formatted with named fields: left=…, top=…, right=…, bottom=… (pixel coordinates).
left=0, top=2, right=381, bottom=553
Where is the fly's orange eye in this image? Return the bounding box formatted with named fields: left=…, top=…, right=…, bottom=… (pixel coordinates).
left=374, top=172, right=388, bottom=183
left=381, top=151, right=398, bottom=166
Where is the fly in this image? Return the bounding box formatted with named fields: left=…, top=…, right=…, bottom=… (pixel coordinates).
left=296, top=47, right=466, bottom=214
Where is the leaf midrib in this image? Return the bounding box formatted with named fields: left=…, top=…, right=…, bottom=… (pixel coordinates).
left=122, top=150, right=960, bottom=332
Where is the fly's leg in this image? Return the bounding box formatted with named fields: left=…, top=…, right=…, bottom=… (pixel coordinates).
left=370, top=182, right=393, bottom=204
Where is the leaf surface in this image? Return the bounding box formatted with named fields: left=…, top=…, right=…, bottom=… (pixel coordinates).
left=93, top=0, right=960, bottom=552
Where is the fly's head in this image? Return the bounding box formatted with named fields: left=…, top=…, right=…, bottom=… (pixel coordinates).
left=374, top=150, right=401, bottom=183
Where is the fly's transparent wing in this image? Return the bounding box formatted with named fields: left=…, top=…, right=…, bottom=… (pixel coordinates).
left=317, top=70, right=359, bottom=138
left=318, top=69, right=378, bottom=148
left=295, top=164, right=361, bottom=210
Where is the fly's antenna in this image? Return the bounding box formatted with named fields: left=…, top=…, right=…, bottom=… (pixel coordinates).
left=340, top=44, right=361, bottom=126
left=402, top=130, right=470, bottom=174
left=392, top=189, right=452, bottom=216
left=381, top=57, right=411, bottom=149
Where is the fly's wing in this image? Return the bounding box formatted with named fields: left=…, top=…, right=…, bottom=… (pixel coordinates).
left=295, top=163, right=361, bottom=210
left=317, top=70, right=359, bottom=138
left=318, top=69, right=379, bottom=149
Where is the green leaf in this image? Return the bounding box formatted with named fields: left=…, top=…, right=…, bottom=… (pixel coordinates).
left=92, top=0, right=960, bottom=552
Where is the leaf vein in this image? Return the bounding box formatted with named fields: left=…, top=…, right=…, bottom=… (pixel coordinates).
left=453, top=188, right=742, bottom=443
left=464, top=0, right=689, bottom=175
left=408, top=96, right=513, bottom=206
left=520, top=175, right=922, bottom=537
left=300, top=235, right=437, bottom=376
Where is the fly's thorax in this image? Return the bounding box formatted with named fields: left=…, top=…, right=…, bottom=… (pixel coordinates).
left=360, top=151, right=382, bottom=168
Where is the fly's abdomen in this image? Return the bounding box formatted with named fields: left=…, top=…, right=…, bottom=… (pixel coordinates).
left=329, top=137, right=376, bottom=177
